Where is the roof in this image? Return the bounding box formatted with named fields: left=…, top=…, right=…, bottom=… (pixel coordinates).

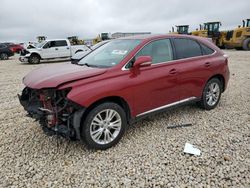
left=118, top=34, right=205, bottom=41
left=44, top=39, right=70, bottom=41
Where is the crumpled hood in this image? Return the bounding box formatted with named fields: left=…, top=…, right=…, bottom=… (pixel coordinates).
left=23, top=63, right=106, bottom=89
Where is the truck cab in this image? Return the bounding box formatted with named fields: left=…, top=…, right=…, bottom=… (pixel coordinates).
left=170, top=25, right=189, bottom=34
left=39, top=39, right=71, bottom=59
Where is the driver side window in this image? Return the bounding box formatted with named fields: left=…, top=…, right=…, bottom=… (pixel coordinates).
left=43, top=42, right=50, bottom=49
left=126, top=39, right=173, bottom=68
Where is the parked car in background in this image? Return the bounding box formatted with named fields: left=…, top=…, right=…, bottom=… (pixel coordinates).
left=19, top=39, right=89, bottom=64
left=0, top=43, right=14, bottom=60
left=19, top=34, right=230, bottom=150
left=3, top=42, right=24, bottom=53
left=9, top=44, right=24, bottom=53
left=71, top=40, right=110, bottom=64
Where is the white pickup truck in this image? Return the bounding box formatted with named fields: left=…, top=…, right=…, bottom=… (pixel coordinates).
left=19, top=39, right=89, bottom=64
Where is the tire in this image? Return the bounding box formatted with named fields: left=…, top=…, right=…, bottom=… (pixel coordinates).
left=235, top=47, right=243, bottom=50
left=198, top=78, right=222, bottom=110
left=0, top=53, right=9, bottom=60
left=81, top=102, right=127, bottom=150
left=28, top=54, right=40, bottom=64
left=242, top=38, right=250, bottom=51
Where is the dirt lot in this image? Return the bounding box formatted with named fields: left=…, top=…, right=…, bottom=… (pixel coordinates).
left=0, top=51, right=249, bottom=187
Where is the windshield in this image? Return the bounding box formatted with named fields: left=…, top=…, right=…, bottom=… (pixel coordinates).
left=78, top=39, right=141, bottom=67
left=36, top=41, right=47, bottom=48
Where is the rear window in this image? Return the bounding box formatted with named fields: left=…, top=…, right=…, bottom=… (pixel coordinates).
left=50, top=40, right=68, bottom=47
left=173, top=38, right=202, bottom=59
left=200, top=43, right=214, bottom=55
left=55, top=40, right=67, bottom=47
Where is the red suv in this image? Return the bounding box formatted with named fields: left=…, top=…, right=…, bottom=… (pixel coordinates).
left=19, top=34, right=230, bottom=150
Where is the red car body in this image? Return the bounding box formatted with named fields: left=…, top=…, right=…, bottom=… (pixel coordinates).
left=19, top=34, right=230, bottom=148
left=9, top=44, right=24, bottom=53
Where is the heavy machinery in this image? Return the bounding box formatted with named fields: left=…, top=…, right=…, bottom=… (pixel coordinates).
left=191, top=22, right=222, bottom=45
left=93, top=33, right=110, bottom=45
left=171, top=25, right=189, bottom=34
left=67, top=36, right=84, bottom=45
left=220, top=19, right=250, bottom=50
left=93, top=35, right=102, bottom=45
left=37, top=36, right=46, bottom=43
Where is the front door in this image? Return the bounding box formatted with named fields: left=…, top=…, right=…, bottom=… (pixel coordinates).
left=41, top=41, right=56, bottom=58
left=126, top=39, right=180, bottom=116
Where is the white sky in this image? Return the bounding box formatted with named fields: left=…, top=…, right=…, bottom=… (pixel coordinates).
left=0, top=0, right=249, bottom=42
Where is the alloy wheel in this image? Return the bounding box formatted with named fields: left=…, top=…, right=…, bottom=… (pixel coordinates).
left=206, top=82, right=220, bottom=106
left=90, top=109, right=122, bottom=145
left=1, top=53, right=8, bottom=60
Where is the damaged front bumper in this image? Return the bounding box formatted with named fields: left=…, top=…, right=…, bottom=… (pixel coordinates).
left=18, top=87, right=85, bottom=140
left=19, top=56, right=29, bottom=62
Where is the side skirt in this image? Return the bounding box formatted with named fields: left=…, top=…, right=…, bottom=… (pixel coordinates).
left=130, top=97, right=199, bottom=124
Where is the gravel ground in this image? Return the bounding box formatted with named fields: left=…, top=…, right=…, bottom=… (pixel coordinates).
left=0, top=51, right=249, bottom=188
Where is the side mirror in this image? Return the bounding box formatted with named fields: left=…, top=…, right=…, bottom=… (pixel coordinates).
left=133, top=56, right=152, bottom=68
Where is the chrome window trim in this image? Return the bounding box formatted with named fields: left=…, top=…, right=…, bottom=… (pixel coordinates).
left=136, top=97, right=197, bottom=117
left=121, top=38, right=216, bottom=71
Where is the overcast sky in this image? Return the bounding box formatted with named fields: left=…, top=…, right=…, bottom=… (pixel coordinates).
left=0, top=0, right=249, bottom=43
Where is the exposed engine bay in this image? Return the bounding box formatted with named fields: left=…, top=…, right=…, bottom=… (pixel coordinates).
left=18, top=87, right=85, bottom=140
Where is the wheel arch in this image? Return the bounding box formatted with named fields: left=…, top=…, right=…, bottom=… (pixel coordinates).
left=75, top=50, right=83, bottom=54
left=30, top=52, right=41, bottom=59
left=81, top=96, right=132, bottom=124
left=207, top=74, right=225, bottom=92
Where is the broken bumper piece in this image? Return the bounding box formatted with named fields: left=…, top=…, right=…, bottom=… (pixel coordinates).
left=18, top=87, right=85, bottom=140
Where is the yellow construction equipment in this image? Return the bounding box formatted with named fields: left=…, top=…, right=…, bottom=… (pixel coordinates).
left=220, top=19, right=250, bottom=50
left=37, top=36, right=46, bottom=42
left=170, top=25, right=189, bottom=34
left=93, top=35, right=102, bottom=45
left=93, top=33, right=110, bottom=45
left=67, top=36, right=84, bottom=45
left=191, top=22, right=222, bottom=45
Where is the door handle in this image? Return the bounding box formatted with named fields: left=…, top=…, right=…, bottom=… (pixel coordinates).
left=204, top=62, right=210, bottom=67
left=66, top=47, right=70, bottom=50
left=169, top=68, right=177, bottom=74
left=55, top=48, right=58, bottom=50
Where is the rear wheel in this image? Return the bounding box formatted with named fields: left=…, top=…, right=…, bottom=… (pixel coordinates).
left=242, top=38, right=250, bottom=51
left=81, top=102, right=127, bottom=150
left=29, top=54, right=40, bottom=64
left=199, top=78, right=222, bottom=110
left=0, top=53, right=8, bottom=60
left=235, top=47, right=243, bottom=50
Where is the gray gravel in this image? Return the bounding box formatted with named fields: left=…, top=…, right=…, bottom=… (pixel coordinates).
left=0, top=51, right=249, bottom=187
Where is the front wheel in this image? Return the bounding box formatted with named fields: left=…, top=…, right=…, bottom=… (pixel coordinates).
left=199, top=78, right=222, bottom=110
left=242, top=38, right=250, bottom=51
left=28, top=54, right=40, bottom=64
left=81, top=102, right=127, bottom=150
left=0, top=53, right=9, bottom=60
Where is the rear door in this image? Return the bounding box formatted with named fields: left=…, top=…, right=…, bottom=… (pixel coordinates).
left=126, top=38, right=180, bottom=116
left=172, top=38, right=215, bottom=100
left=53, top=40, right=70, bottom=58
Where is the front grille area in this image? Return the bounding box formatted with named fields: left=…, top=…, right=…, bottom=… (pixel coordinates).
left=18, top=87, right=82, bottom=139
